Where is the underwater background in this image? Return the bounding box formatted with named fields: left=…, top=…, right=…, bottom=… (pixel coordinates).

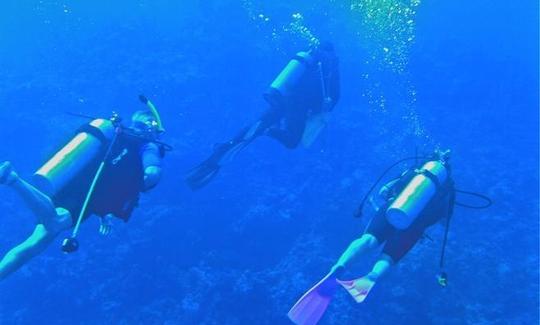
left=0, top=1, right=538, bottom=324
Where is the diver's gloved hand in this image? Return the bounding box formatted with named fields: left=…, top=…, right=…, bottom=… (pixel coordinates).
left=99, top=215, right=114, bottom=236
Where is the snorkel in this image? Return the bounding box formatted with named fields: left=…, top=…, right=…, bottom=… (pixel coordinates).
left=126, top=95, right=166, bottom=142
left=139, top=94, right=165, bottom=134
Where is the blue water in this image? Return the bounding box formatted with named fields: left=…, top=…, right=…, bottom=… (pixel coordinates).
left=0, top=1, right=538, bottom=324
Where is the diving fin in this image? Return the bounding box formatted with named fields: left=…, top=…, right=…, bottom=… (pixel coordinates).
left=336, top=276, right=376, bottom=303
left=219, top=140, right=250, bottom=165
left=185, top=138, right=252, bottom=190
left=288, top=272, right=338, bottom=325
left=185, top=142, right=232, bottom=190
left=185, top=160, right=221, bottom=190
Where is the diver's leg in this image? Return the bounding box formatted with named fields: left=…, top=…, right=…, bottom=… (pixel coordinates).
left=185, top=107, right=283, bottom=189
left=337, top=254, right=394, bottom=303
left=185, top=125, right=258, bottom=189
left=331, top=208, right=392, bottom=273
left=205, top=127, right=255, bottom=167
left=265, top=111, right=306, bottom=149
left=0, top=224, right=59, bottom=281
left=8, top=172, right=57, bottom=224
left=366, top=254, right=394, bottom=281
left=266, top=127, right=303, bottom=148
left=232, top=106, right=283, bottom=143
left=206, top=107, right=282, bottom=163
left=241, top=121, right=265, bottom=142
left=331, top=234, right=381, bottom=272
left=1, top=162, right=70, bottom=230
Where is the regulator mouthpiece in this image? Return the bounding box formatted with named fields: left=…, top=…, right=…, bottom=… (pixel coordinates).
left=61, top=237, right=79, bottom=254
left=110, top=112, right=122, bottom=125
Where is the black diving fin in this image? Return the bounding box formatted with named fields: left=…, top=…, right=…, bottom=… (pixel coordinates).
left=185, top=160, right=221, bottom=190
left=185, top=135, right=253, bottom=190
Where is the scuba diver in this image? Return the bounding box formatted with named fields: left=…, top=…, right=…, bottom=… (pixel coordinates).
left=288, top=150, right=472, bottom=325
left=0, top=95, right=166, bottom=281
left=186, top=41, right=340, bottom=190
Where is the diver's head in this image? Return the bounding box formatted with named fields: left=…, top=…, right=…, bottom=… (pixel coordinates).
left=131, top=110, right=160, bottom=139
left=318, top=41, right=334, bottom=53
left=434, top=148, right=451, bottom=163
left=313, top=41, right=337, bottom=63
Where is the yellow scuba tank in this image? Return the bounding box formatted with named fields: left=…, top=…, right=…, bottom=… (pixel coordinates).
left=386, top=160, right=448, bottom=230
left=33, top=118, right=116, bottom=196
left=264, top=51, right=315, bottom=105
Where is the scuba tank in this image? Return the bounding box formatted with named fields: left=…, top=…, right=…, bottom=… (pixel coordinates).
left=33, top=118, right=116, bottom=196
left=264, top=51, right=315, bottom=106
left=386, top=159, right=449, bottom=230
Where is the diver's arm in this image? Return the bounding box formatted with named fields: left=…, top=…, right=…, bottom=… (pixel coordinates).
left=141, top=142, right=163, bottom=191
left=144, top=166, right=162, bottom=190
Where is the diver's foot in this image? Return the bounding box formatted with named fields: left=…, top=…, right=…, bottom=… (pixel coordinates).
left=337, top=276, right=376, bottom=303
left=0, top=161, right=18, bottom=186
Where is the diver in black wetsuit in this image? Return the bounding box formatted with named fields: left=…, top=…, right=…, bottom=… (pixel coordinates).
left=186, top=41, right=340, bottom=190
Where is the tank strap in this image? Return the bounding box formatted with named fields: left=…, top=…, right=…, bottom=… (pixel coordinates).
left=417, top=168, right=441, bottom=189
left=293, top=54, right=310, bottom=65
left=78, top=124, right=110, bottom=145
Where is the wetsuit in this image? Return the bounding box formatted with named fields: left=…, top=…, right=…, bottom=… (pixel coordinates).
left=365, top=168, right=455, bottom=262
left=52, top=134, right=163, bottom=224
